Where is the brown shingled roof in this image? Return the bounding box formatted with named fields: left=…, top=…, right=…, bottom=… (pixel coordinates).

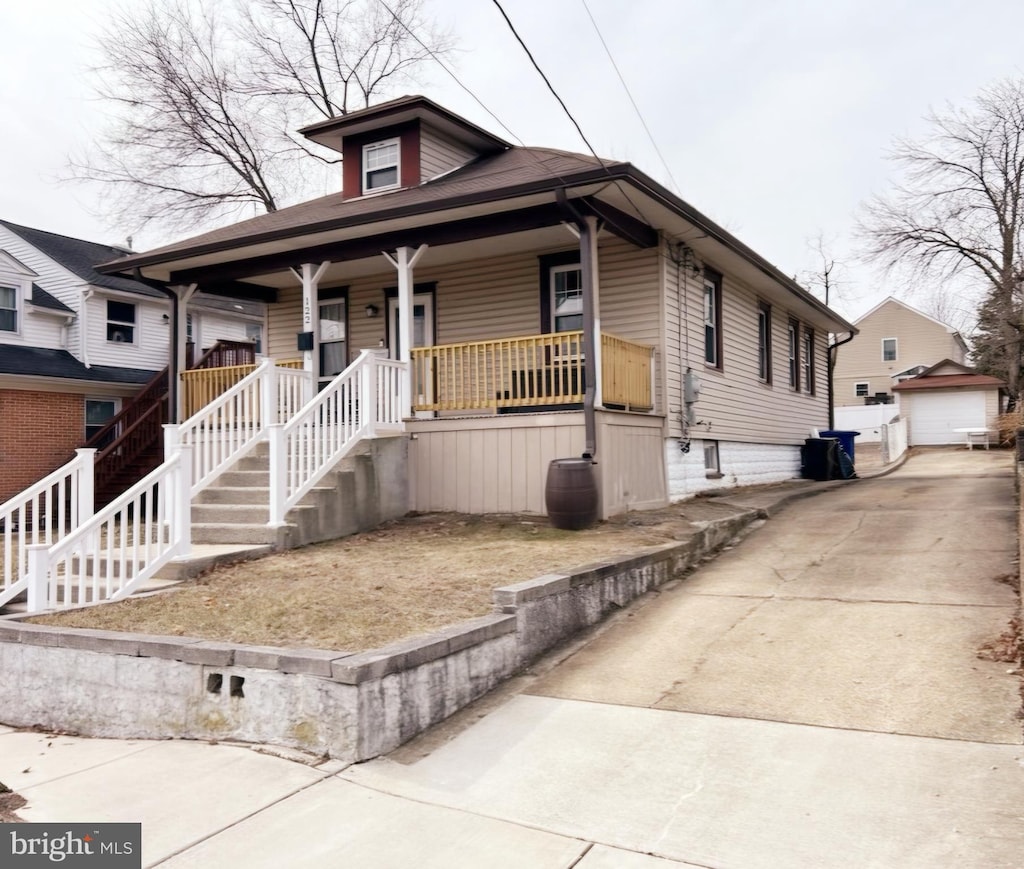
left=892, top=373, right=1005, bottom=390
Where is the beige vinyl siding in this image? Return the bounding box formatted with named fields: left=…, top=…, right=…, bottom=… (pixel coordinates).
left=264, top=240, right=664, bottom=411
left=420, top=125, right=478, bottom=181
left=834, top=299, right=966, bottom=401
left=663, top=256, right=829, bottom=443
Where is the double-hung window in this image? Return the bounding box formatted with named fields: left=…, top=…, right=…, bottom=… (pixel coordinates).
left=551, top=264, right=584, bottom=333
left=788, top=319, right=799, bottom=390
left=757, top=301, right=772, bottom=383
left=703, top=271, right=722, bottom=369
left=882, top=337, right=897, bottom=362
left=801, top=327, right=814, bottom=394
left=855, top=382, right=870, bottom=398
left=363, top=138, right=400, bottom=193
left=0, top=286, right=16, bottom=332
left=107, top=301, right=136, bottom=344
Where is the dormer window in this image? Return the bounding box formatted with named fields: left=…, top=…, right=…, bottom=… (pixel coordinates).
left=363, top=138, right=400, bottom=193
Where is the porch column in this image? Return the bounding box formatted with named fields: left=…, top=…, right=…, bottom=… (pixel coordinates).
left=579, top=216, right=601, bottom=458
left=382, top=245, right=428, bottom=417
left=168, top=284, right=197, bottom=423
left=290, top=262, right=330, bottom=398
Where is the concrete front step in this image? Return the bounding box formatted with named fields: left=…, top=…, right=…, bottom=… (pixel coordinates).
left=195, top=486, right=270, bottom=505
left=191, top=522, right=296, bottom=546
left=192, top=503, right=270, bottom=525
left=216, top=470, right=271, bottom=487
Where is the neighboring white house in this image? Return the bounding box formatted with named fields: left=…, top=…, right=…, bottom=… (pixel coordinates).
left=0, top=219, right=265, bottom=502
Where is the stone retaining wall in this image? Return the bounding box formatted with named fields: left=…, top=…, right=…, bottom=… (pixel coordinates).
left=0, top=506, right=763, bottom=761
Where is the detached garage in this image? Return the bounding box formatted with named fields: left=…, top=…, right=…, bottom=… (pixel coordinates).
left=893, top=360, right=1005, bottom=446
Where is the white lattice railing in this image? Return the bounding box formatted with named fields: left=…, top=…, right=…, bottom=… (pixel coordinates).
left=270, top=351, right=404, bottom=524
left=25, top=449, right=192, bottom=612
left=0, top=449, right=95, bottom=608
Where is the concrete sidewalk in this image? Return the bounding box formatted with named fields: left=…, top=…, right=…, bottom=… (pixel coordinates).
left=1, top=448, right=1020, bottom=868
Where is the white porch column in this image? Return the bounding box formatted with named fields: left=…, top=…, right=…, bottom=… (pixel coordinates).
left=382, top=245, right=428, bottom=417
left=290, top=261, right=330, bottom=400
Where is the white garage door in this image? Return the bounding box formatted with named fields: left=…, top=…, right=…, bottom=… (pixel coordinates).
left=908, top=391, right=987, bottom=445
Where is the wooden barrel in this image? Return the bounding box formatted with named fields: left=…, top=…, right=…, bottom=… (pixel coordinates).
left=545, top=458, right=598, bottom=530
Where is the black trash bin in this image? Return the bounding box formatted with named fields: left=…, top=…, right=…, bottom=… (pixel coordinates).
left=801, top=438, right=838, bottom=481
left=819, top=430, right=860, bottom=464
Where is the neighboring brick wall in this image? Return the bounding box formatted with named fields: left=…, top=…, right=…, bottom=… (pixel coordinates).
left=0, top=390, right=83, bottom=502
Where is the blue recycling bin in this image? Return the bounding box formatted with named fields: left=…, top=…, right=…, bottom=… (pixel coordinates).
left=820, top=430, right=860, bottom=463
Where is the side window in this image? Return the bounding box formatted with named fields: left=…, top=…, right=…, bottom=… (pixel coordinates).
left=788, top=319, right=799, bottom=390
left=551, top=265, right=583, bottom=333
left=703, top=270, right=723, bottom=369
left=855, top=382, right=870, bottom=397
left=85, top=398, right=118, bottom=444
left=802, top=327, right=814, bottom=394
left=363, top=138, right=400, bottom=193
left=757, top=301, right=772, bottom=383
left=882, top=337, right=897, bottom=361
left=107, top=301, right=136, bottom=344
left=0, top=286, right=16, bottom=332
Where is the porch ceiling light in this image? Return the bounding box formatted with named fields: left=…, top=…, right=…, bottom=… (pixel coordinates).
left=365, top=304, right=379, bottom=318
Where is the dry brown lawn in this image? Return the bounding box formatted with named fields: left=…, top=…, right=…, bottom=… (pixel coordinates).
left=28, top=503, right=735, bottom=652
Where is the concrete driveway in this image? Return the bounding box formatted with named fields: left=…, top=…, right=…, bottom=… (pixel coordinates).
left=2, top=449, right=1021, bottom=868
left=342, top=448, right=1023, bottom=868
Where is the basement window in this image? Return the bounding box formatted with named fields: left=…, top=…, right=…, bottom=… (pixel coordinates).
left=704, top=440, right=722, bottom=478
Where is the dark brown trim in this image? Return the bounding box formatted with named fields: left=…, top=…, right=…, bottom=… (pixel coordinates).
left=342, top=122, right=420, bottom=199
left=757, top=300, right=772, bottom=385
left=788, top=317, right=800, bottom=391
left=169, top=204, right=572, bottom=287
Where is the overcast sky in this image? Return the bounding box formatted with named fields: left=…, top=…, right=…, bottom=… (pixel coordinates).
left=4, top=0, right=1024, bottom=324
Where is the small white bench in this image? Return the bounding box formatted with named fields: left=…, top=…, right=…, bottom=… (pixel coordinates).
left=952, top=427, right=994, bottom=450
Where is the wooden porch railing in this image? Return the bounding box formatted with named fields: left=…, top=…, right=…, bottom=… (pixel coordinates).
left=410, top=331, right=653, bottom=412
left=181, top=358, right=303, bottom=418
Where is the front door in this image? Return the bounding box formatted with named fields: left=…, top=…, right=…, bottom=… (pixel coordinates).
left=387, top=292, right=434, bottom=360
left=388, top=293, right=435, bottom=412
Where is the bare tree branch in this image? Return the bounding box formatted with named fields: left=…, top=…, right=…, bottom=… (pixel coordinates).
left=66, top=0, right=453, bottom=237
left=859, top=78, right=1024, bottom=399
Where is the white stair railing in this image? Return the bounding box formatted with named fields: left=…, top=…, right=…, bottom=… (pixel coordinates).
left=0, top=449, right=95, bottom=608
left=269, top=351, right=404, bottom=524
left=172, top=358, right=311, bottom=497
left=25, top=447, right=192, bottom=612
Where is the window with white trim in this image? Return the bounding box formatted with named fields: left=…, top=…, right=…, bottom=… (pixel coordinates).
left=757, top=301, right=771, bottom=383
left=801, top=327, right=814, bottom=394
left=855, top=382, right=870, bottom=397
left=85, top=398, right=119, bottom=442
left=551, top=264, right=584, bottom=332
left=704, top=271, right=722, bottom=368
left=106, top=300, right=136, bottom=344
left=245, top=322, right=263, bottom=355
left=882, top=337, right=897, bottom=362
left=0, top=286, right=16, bottom=332
left=704, top=440, right=721, bottom=476
left=363, top=138, right=400, bottom=193
left=788, top=319, right=799, bottom=390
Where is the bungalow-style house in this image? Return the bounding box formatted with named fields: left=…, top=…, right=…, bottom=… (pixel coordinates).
left=97, top=95, right=854, bottom=513
left=833, top=296, right=968, bottom=405
left=0, top=95, right=859, bottom=615
left=891, top=359, right=1005, bottom=446
left=0, top=220, right=265, bottom=504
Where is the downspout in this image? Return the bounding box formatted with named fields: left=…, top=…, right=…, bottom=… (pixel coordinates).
left=80, top=289, right=94, bottom=368
left=828, top=331, right=856, bottom=430
left=580, top=215, right=599, bottom=459
left=140, top=274, right=184, bottom=424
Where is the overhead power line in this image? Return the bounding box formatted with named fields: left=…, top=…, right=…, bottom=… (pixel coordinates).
left=579, top=0, right=681, bottom=195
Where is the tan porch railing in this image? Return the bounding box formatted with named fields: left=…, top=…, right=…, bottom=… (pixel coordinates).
left=410, top=331, right=653, bottom=412
left=181, top=359, right=303, bottom=418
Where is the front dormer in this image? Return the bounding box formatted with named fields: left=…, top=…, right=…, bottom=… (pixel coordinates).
left=299, top=95, right=510, bottom=200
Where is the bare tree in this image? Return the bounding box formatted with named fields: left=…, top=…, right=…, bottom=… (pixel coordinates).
left=69, top=0, right=452, bottom=237
left=861, top=78, right=1024, bottom=400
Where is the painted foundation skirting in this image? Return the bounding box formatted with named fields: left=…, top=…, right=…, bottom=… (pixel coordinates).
left=666, top=439, right=801, bottom=500
left=0, top=507, right=761, bottom=761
